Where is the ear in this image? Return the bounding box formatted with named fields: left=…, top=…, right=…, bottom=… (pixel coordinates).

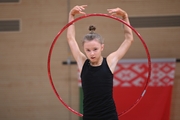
left=101, top=44, right=104, bottom=51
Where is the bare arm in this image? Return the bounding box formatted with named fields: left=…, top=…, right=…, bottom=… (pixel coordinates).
left=67, top=5, right=87, bottom=72
left=107, top=8, right=134, bottom=73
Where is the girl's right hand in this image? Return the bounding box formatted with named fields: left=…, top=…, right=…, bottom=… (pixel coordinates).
left=70, top=5, right=87, bottom=16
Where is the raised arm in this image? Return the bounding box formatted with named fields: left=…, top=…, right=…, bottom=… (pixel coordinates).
left=107, top=8, right=134, bottom=73
left=67, top=5, right=87, bottom=71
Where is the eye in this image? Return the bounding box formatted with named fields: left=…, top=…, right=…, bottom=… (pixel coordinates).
left=94, top=48, right=98, bottom=51
left=86, top=49, right=90, bottom=52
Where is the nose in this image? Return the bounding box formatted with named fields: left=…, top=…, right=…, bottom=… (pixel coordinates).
left=90, top=51, right=94, bottom=55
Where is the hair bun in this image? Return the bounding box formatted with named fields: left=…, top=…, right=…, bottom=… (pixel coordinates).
left=89, top=25, right=96, bottom=32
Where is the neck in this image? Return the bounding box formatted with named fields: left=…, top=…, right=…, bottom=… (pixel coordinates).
left=90, top=56, right=103, bottom=66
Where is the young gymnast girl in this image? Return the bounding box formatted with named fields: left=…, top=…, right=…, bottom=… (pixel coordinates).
left=67, top=5, right=133, bottom=120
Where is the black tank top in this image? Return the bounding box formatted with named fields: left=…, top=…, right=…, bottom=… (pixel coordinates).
left=81, top=58, right=118, bottom=120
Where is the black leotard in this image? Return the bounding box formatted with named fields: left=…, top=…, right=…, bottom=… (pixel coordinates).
left=81, top=58, right=118, bottom=120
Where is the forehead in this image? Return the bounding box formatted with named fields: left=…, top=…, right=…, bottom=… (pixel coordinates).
left=83, top=40, right=101, bottom=48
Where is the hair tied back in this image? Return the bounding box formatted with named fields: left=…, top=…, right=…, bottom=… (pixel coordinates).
left=89, top=25, right=96, bottom=33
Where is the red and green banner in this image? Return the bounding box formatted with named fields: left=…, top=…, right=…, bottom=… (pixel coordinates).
left=78, top=59, right=176, bottom=120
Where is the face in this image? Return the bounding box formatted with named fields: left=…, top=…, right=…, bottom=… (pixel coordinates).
left=83, top=40, right=104, bottom=63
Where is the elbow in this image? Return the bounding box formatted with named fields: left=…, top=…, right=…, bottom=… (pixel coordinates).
left=128, top=38, right=133, bottom=45
left=67, top=34, right=73, bottom=41
left=125, top=31, right=133, bottom=43
left=130, top=37, right=134, bottom=43
left=127, top=35, right=134, bottom=43
left=129, top=33, right=134, bottom=43
left=67, top=35, right=70, bottom=41
left=67, top=35, right=75, bottom=43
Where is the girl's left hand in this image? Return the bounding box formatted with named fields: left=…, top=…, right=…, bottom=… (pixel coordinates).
left=107, top=8, right=127, bottom=18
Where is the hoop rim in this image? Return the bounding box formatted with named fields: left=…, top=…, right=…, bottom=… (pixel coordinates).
left=47, top=13, right=151, bottom=117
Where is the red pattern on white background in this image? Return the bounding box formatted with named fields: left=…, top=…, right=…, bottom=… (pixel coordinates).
left=113, top=62, right=175, bottom=87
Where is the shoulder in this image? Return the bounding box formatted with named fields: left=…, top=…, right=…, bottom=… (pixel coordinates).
left=106, top=54, right=119, bottom=74
left=79, top=59, right=89, bottom=73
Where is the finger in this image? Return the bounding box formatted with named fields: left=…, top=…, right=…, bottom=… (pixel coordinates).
left=107, top=9, right=113, bottom=13
left=107, top=8, right=113, bottom=11
left=76, top=7, right=83, bottom=12
left=110, top=13, right=117, bottom=17
left=81, top=5, right=87, bottom=8
left=78, top=5, right=87, bottom=11
left=107, top=9, right=116, bottom=14
left=79, top=6, right=85, bottom=10
left=79, top=11, right=86, bottom=15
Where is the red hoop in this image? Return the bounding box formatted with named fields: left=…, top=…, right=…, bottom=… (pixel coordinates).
left=47, top=13, right=151, bottom=117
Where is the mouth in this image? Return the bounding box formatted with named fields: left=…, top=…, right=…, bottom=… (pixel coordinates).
left=91, top=57, right=95, bottom=60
